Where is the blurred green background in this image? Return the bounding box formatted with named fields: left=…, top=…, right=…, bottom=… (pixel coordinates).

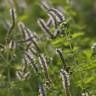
left=0, top=0, right=96, bottom=96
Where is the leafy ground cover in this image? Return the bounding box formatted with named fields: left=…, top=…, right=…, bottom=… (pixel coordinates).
left=0, top=0, right=96, bottom=96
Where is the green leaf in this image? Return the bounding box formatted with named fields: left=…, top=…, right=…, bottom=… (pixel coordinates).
left=72, top=32, right=84, bottom=38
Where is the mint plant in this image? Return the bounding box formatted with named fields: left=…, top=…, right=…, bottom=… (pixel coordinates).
left=0, top=0, right=96, bottom=96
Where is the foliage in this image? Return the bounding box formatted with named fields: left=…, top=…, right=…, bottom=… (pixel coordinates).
left=0, top=0, right=96, bottom=96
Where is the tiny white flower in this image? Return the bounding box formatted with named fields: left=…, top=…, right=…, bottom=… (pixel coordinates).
left=10, top=8, right=17, bottom=20
left=91, top=43, right=96, bottom=52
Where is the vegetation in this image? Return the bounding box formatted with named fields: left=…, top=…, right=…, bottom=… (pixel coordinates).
left=0, top=0, right=96, bottom=96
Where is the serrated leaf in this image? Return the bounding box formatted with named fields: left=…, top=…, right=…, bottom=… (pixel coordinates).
left=72, top=32, right=84, bottom=38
